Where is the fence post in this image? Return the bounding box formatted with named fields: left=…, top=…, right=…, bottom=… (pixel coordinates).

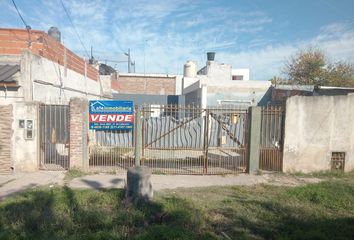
left=248, top=106, right=261, bottom=174
left=134, top=107, right=142, bottom=166
left=69, top=98, right=89, bottom=171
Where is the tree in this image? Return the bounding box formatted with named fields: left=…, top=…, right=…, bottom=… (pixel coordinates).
left=282, top=48, right=354, bottom=87
left=326, top=62, right=354, bottom=87
left=269, top=76, right=287, bottom=85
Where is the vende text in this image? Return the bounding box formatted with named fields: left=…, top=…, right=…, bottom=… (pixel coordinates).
left=89, top=114, right=134, bottom=123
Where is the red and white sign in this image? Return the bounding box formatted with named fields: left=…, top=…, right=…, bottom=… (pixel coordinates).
left=89, top=114, right=134, bottom=123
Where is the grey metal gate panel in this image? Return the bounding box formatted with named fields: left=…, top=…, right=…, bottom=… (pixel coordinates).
left=142, top=105, right=249, bottom=175
left=87, top=104, right=250, bottom=175
left=39, top=104, right=70, bottom=170
left=259, top=106, right=285, bottom=171
left=89, top=129, right=135, bottom=171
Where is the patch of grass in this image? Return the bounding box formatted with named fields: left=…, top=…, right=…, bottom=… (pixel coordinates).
left=290, top=170, right=354, bottom=179
left=152, top=169, right=166, bottom=175
left=311, top=170, right=348, bottom=178
left=64, top=168, right=87, bottom=182
left=0, top=172, right=353, bottom=239
left=285, top=180, right=354, bottom=212
left=0, top=187, right=217, bottom=240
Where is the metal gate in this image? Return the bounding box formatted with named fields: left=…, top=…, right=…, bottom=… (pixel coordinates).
left=39, top=104, right=70, bottom=170
left=87, top=104, right=249, bottom=174
left=259, top=106, right=285, bottom=171
left=142, top=105, right=249, bottom=174
left=88, top=129, right=135, bottom=171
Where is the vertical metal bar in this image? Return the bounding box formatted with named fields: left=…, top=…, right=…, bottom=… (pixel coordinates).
left=142, top=107, right=145, bottom=160
left=203, top=109, right=209, bottom=174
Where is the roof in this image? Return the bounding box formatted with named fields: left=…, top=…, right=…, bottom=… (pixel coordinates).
left=316, top=86, right=354, bottom=90
left=118, top=73, right=179, bottom=78
left=273, top=84, right=354, bottom=91
left=0, top=64, right=20, bottom=83
left=273, top=84, right=314, bottom=92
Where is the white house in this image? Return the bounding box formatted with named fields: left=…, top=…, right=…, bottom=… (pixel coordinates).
left=182, top=52, right=271, bottom=107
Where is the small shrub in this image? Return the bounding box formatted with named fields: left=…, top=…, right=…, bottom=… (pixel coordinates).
left=64, top=168, right=86, bottom=181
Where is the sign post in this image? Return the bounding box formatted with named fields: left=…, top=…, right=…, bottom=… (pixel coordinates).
left=134, top=109, right=141, bottom=166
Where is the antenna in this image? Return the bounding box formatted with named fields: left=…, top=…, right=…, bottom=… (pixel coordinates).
left=89, top=46, right=94, bottom=64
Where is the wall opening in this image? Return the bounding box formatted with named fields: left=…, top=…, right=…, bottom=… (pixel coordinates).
left=331, top=152, right=345, bottom=171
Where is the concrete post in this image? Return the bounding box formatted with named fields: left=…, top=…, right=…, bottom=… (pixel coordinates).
left=134, top=108, right=142, bottom=166
left=126, top=166, right=153, bottom=202
left=248, top=106, right=261, bottom=174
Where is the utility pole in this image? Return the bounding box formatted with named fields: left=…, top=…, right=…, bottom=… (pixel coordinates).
left=132, top=61, right=135, bottom=73
left=125, top=48, right=131, bottom=73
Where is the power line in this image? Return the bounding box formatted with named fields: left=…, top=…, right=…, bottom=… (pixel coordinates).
left=11, top=0, right=30, bottom=29
left=59, top=0, right=90, bottom=59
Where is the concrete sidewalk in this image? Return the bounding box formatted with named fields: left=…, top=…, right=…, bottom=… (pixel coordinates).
left=68, top=172, right=270, bottom=190
left=0, top=170, right=320, bottom=200
left=1, top=170, right=272, bottom=199
left=0, top=171, right=65, bottom=200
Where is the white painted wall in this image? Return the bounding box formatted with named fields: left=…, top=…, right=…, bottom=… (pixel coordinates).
left=283, top=94, right=354, bottom=173
left=183, top=74, right=271, bottom=107
left=29, top=52, right=106, bottom=103
left=11, top=101, right=39, bottom=172
left=205, top=61, right=232, bottom=82
left=1, top=51, right=111, bottom=105
left=175, top=74, right=183, bottom=95
left=206, top=80, right=271, bottom=106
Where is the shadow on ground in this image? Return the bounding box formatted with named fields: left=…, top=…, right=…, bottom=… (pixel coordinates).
left=0, top=186, right=216, bottom=240
left=0, top=180, right=353, bottom=240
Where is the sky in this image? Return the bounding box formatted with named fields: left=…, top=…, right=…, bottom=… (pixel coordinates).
left=1, top=0, right=354, bottom=80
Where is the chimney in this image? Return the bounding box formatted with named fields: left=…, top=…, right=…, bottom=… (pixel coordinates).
left=207, top=52, right=215, bottom=61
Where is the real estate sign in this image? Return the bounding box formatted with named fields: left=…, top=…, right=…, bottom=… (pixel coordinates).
left=89, top=100, right=134, bottom=130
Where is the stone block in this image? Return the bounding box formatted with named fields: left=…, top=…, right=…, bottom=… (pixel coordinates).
left=126, top=166, right=153, bottom=202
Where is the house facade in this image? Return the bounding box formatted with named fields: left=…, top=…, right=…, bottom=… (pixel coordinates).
left=0, top=27, right=119, bottom=173
left=0, top=28, right=117, bottom=105
left=182, top=53, right=271, bottom=108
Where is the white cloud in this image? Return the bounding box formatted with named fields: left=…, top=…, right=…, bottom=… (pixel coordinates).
left=218, top=22, right=354, bottom=80
left=6, top=0, right=352, bottom=80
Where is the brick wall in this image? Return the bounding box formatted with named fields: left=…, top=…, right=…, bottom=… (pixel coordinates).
left=0, top=28, right=98, bottom=81
left=69, top=98, right=88, bottom=170
left=0, top=105, right=13, bottom=174
left=271, top=89, right=312, bottom=105
left=111, top=73, right=119, bottom=92
left=117, top=75, right=176, bottom=95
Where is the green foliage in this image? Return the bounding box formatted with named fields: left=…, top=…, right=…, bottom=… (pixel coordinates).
left=282, top=48, right=354, bottom=87
left=0, top=187, right=216, bottom=240
left=64, top=168, right=87, bottom=181
left=286, top=180, right=354, bottom=211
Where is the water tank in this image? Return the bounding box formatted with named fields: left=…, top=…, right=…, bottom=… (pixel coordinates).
left=207, top=52, right=215, bottom=61
left=48, top=27, right=61, bottom=42
left=183, top=60, right=197, bottom=78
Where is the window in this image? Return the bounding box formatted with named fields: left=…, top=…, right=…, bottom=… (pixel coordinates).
left=232, top=75, right=243, bottom=80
